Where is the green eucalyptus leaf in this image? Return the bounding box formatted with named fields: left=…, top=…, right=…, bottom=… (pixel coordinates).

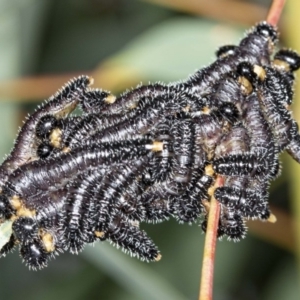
left=109, top=18, right=243, bottom=81
left=0, top=220, right=13, bottom=250
left=83, top=243, right=188, bottom=300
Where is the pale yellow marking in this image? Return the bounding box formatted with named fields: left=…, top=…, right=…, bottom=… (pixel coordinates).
left=16, top=207, right=36, bottom=217
left=10, top=195, right=36, bottom=217
left=273, top=59, right=290, bottom=72
left=95, top=231, right=105, bottom=238
left=10, top=195, right=22, bottom=210
left=151, top=141, right=164, bottom=152
left=10, top=215, right=17, bottom=222
left=205, top=164, right=214, bottom=177
left=50, top=128, right=62, bottom=148
left=267, top=213, right=277, bottom=223
left=155, top=253, right=162, bottom=262
left=253, top=65, right=266, bottom=81
left=41, top=232, right=55, bottom=252
left=104, top=94, right=116, bottom=104
left=128, top=101, right=139, bottom=110
left=182, top=105, right=190, bottom=112
left=89, top=77, right=94, bottom=86
left=62, top=147, right=71, bottom=153
left=202, top=107, right=211, bottom=114
left=238, top=76, right=253, bottom=95
left=219, top=53, right=229, bottom=59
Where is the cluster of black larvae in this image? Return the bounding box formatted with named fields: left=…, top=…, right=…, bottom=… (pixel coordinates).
left=0, top=21, right=300, bottom=270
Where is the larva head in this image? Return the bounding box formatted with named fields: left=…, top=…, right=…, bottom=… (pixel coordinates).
left=274, top=49, right=300, bottom=72
left=236, top=62, right=258, bottom=94
left=20, top=239, right=49, bottom=270
left=253, top=21, right=278, bottom=43
left=37, top=143, right=54, bottom=159
left=218, top=102, right=240, bottom=125
left=215, top=45, right=237, bottom=58
left=12, top=217, right=38, bottom=243
left=36, top=115, right=58, bottom=140
left=236, top=62, right=257, bottom=84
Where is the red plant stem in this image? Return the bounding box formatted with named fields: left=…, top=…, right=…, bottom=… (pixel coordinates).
left=267, top=0, right=286, bottom=26
left=198, top=1, right=286, bottom=299
left=199, top=176, right=224, bottom=300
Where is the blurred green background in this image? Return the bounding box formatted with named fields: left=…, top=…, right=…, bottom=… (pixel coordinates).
left=0, top=0, right=299, bottom=299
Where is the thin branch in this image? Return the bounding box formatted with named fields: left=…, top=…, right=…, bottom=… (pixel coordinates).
left=198, top=1, right=286, bottom=298
left=199, top=176, right=224, bottom=300
left=267, top=0, right=286, bottom=26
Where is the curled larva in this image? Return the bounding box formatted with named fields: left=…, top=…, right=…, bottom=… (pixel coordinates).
left=0, top=75, right=92, bottom=188
left=183, top=22, right=277, bottom=94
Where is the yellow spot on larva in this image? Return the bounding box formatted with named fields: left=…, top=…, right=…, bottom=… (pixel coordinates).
left=128, top=101, right=139, bottom=110
left=253, top=65, right=266, bottom=80
left=88, top=77, right=94, bottom=86
left=155, top=253, right=162, bottom=262
left=202, top=107, right=211, bottom=114
left=151, top=141, right=164, bottom=152
left=50, top=128, right=62, bottom=148
left=238, top=76, right=253, bottom=95
left=95, top=231, right=105, bottom=238
left=105, top=94, right=116, bottom=104
left=41, top=232, right=55, bottom=252
left=10, top=195, right=22, bottom=210
left=273, top=59, right=290, bottom=72
left=16, top=207, right=36, bottom=218
left=267, top=213, right=277, bottom=223
left=62, top=147, right=71, bottom=153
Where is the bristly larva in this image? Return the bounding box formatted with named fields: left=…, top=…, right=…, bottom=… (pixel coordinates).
left=0, top=76, right=92, bottom=188
left=0, top=21, right=300, bottom=270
